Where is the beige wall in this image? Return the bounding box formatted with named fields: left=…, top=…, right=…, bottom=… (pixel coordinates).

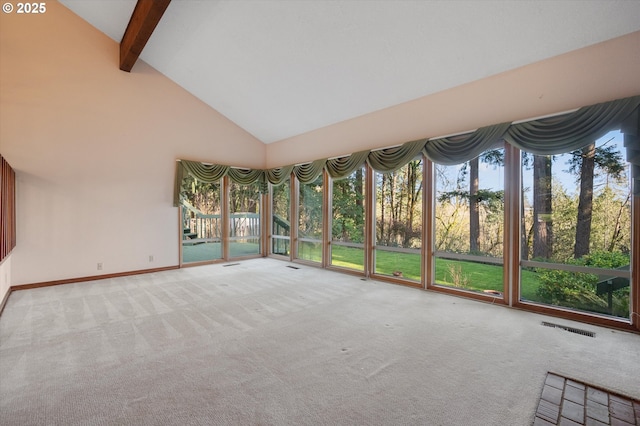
left=266, top=31, right=640, bottom=167
left=0, top=1, right=265, bottom=290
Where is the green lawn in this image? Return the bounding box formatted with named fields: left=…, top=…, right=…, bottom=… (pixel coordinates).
left=330, top=245, right=540, bottom=298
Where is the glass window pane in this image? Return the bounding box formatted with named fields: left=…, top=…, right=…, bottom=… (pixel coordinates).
left=331, top=167, right=365, bottom=271
left=375, top=250, right=421, bottom=281
left=374, top=159, right=422, bottom=281
left=298, top=241, right=322, bottom=262
left=298, top=175, right=323, bottom=262
left=434, top=148, right=505, bottom=295
left=520, top=130, right=631, bottom=319
left=229, top=181, right=261, bottom=258
left=272, top=180, right=291, bottom=256
left=181, top=176, right=222, bottom=263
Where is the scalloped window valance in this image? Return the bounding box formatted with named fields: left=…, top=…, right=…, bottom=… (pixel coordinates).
left=175, top=95, right=640, bottom=206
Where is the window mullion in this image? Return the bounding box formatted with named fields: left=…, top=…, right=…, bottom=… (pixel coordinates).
left=505, top=142, right=521, bottom=307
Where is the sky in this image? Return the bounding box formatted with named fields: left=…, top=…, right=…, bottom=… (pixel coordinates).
left=436, top=130, right=630, bottom=205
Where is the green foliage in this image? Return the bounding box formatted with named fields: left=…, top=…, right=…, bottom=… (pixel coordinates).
left=567, top=141, right=625, bottom=181
left=299, top=176, right=323, bottom=238
left=581, top=251, right=629, bottom=269
left=229, top=181, right=260, bottom=213
left=480, top=149, right=504, bottom=167
left=332, top=172, right=365, bottom=243
left=183, top=175, right=221, bottom=214
left=535, top=251, right=630, bottom=317
left=548, top=183, right=578, bottom=262
left=437, top=189, right=503, bottom=205
left=446, top=263, right=471, bottom=289
left=376, top=160, right=423, bottom=249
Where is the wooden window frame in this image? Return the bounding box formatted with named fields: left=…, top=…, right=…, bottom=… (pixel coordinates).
left=255, top=143, right=639, bottom=333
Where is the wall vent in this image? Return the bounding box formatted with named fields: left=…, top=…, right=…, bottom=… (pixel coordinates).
left=541, top=321, right=596, bottom=338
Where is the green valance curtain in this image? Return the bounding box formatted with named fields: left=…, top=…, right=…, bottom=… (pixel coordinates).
left=504, top=96, right=640, bottom=155
left=423, top=123, right=510, bottom=165
left=227, top=168, right=268, bottom=193
left=174, top=160, right=266, bottom=206
left=367, top=139, right=426, bottom=173
left=175, top=160, right=230, bottom=206
left=175, top=95, right=640, bottom=201
left=265, top=165, right=295, bottom=186
left=505, top=95, right=640, bottom=194
left=293, top=159, right=327, bottom=184
left=326, top=150, right=370, bottom=180
left=181, top=160, right=229, bottom=182
left=174, top=162, right=185, bottom=207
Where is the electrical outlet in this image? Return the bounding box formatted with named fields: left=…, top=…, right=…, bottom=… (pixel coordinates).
left=149, top=255, right=154, bottom=262
left=97, top=262, right=103, bottom=270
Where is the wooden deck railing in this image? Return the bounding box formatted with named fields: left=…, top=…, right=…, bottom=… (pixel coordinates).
left=181, top=201, right=292, bottom=254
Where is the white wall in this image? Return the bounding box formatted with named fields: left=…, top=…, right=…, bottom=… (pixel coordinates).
left=0, top=256, right=11, bottom=305
left=0, top=1, right=265, bottom=288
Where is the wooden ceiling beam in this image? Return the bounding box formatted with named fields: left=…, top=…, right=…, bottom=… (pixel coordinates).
left=119, top=0, right=171, bottom=72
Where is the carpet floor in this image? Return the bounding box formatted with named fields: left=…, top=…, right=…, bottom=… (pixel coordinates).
left=1, top=258, right=639, bottom=425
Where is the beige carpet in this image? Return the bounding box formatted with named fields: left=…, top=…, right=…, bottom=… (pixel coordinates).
left=1, top=258, right=639, bottom=425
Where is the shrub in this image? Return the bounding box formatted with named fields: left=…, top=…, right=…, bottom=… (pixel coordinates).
left=535, top=251, right=629, bottom=317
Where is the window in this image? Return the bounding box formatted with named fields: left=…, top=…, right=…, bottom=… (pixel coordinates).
left=229, top=181, right=261, bottom=258
left=181, top=176, right=223, bottom=263
left=175, top=95, right=639, bottom=331
left=297, top=174, right=323, bottom=263
left=271, top=179, right=291, bottom=257
left=330, top=167, right=365, bottom=272
left=373, top=158, right=422, bottom=282
left=520, top=130, right=631, bottom=319
left=434, top=148, right=505, bottom=296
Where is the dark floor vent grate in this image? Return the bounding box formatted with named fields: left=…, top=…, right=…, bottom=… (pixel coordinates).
left=541, top=321, right=595, bottom=338
left=223, top=263, right=240, bottom=267
left=286, top=266, right=300, bottom=270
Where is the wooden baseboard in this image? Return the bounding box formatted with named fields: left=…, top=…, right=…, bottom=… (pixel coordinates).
left=512, top=301, right=637, bottom=334
left=9, top=265, right=180, bottom=292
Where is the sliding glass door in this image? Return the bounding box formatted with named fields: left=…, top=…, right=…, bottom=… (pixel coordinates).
left=271, top=179, right=291, bottom=257
left=229, top=181, right=261, bottom=258
left=181, top=176, right=223, bottom=264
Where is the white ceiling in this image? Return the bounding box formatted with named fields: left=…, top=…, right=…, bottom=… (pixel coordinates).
left=59, top=0, right=640, bottom=144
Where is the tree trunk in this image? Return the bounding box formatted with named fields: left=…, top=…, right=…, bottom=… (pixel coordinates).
left=521, top=185, right=529, bottom=261
left=533, top=155, right=553, bottom=259
left=379, top=174, right=385, bottom=245
left=355, top=168, right=363, bottom=209
left=574, top=143, right=595, bottom=259
left=608, top=193, right=630, bottom=252
left=388, top=174, right=396, bottom=244
left=403, top=162, right=420, bottom=248
left=469, top=157, right=480, bottom=253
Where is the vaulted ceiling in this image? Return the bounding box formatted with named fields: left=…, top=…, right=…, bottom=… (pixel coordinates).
left=59, top=0, right=640, bottom=144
